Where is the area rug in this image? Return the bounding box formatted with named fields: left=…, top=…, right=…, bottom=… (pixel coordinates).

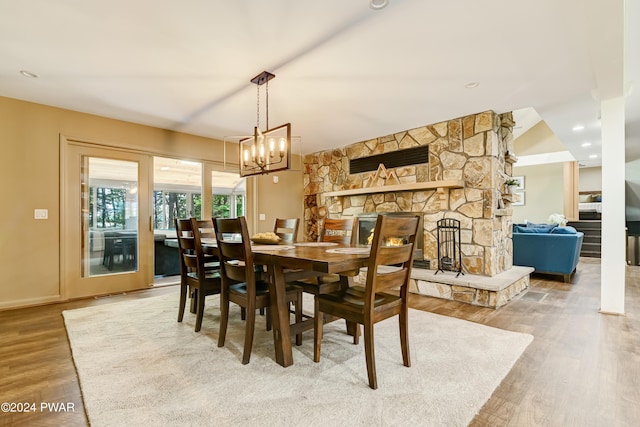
left=63, top=293, right=532, bottom=427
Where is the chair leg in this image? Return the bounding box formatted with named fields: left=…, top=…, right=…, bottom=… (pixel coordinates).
left=242, top=303, right=256, bottom=365
left=313, top=298, right=323, bottom=363
left=295, top=293, right=303, bottom=346
left=218, top=291, right=230, bottom=347
left=177, top=283, right=188, bottom=322
left=351, top=322, right=360, bottom=345
left=265, top=307, right=272, bottom=331
left=400, top=309, right=411, bottom=368
left=364, top=323, right=377, bottom=389
left=194, top=288, right=206, bottom=333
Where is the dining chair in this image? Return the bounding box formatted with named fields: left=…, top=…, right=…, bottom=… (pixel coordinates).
left=102, top=231, right=124, bottom=270
left=301, top=216, right=361, bottom=294
left=175, top=218, right=222, bottom=332
left=273, top=218, right=299, bottom=243
left=313, top=214, right=421, bottom=389
left=213, top=216, right=303, bottom=364
left=319, top=217, right=358, bottom=244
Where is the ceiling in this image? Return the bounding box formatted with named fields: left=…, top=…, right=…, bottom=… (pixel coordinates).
left=1, top=0, right=638, bottom=169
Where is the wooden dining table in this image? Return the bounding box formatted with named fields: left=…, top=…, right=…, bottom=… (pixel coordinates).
left=201, top=239, right=371, bottom=367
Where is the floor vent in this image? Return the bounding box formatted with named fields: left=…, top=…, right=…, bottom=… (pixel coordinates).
left=521, top=291, right=548, bottom=303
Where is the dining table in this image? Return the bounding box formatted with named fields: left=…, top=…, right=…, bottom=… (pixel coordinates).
left=201, top=238, right=371, bottom=367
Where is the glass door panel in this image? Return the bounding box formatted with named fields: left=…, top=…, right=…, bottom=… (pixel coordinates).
left=62, top=141, right=151, bottom=299
left=152, top=157, right=202, bottom=279
left=83, top=157, right=140, bottom=276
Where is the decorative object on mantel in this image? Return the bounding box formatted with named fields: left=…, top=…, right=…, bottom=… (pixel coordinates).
left=434, top=218, right=464, bottom=277
left=238, top=71, right=292, bottom=177
left=505, top=151, right=518, bottom=164
left=504, top=178, right=520, bottom=194
left=362, top=163, right=400, bottom=188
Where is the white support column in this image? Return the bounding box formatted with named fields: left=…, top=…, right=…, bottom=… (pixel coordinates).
left=600, top=96, right=626, bottom=314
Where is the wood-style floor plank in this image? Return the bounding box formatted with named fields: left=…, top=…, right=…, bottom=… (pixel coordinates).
left=1, top=259, right=638, bottom=426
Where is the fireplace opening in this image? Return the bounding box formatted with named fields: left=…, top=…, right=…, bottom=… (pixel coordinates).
left=356, top=212, right=425, bottom=267
left=435, top=218, right=464, bottom=277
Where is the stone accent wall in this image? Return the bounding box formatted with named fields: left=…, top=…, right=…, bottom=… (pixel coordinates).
left=303, top=110, right=516, bottom=277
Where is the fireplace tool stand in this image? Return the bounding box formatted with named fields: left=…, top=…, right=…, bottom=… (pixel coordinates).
left=435, top=218, right=464, bottom=277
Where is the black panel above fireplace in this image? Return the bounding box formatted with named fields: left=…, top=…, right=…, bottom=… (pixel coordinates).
left=349, top=146, right=428, bottom=174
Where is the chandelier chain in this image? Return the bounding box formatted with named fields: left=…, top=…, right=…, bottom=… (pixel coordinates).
left=265, top=79, right=269, bottom=130
left=256, top=83, right=260, bottom=129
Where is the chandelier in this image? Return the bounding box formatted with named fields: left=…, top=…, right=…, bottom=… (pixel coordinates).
left=239, top=71, right=291, bottom=177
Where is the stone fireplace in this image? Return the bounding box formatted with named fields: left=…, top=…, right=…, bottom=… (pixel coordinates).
left=302, top=110, right=532, bottom=307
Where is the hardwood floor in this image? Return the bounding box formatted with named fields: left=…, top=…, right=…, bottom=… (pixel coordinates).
left=1, top=259, right=638, bottom=426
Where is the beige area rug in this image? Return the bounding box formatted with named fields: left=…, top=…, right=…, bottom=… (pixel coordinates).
left=63, top=292, right=532, bottom=427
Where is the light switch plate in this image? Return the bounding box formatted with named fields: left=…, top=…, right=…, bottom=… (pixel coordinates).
left=34, top=208, right=48, bottom=219
left=259, top=213, right=266, bottom=221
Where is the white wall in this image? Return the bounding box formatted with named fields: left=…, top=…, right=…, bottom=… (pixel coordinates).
left=512, top=163, right=565, bottom=224
left=579, top=166, right=602, bottom=191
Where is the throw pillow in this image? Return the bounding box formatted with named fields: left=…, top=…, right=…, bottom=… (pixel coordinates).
left=526, top=223, right=557, bottom=233
left=579, top=194, right=592, bottom=203
left=551, top=226, right=578, bottom=234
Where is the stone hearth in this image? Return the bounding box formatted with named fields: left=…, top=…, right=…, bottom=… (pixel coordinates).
left=356, top=266, right=532, bottom=308
left=409, top=266, right=533, bottom=308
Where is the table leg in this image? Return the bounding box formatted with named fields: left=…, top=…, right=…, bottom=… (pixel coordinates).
left=266, top=263, right=294, bottom=367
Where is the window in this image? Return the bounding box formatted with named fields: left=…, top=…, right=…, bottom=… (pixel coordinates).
left=153, top=157, right=202, bottom=230
left=212, top=170, right=245, bottom=219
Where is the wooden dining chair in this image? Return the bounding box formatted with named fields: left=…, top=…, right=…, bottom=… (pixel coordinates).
left=319, top=217, right=358, bottom=244
left=313, top=214, right=420, bottom=389
left=300, top=216, right=361, bottom=294
left=273, top=218, right=299, bottom=243
left=175, top=218, right=222, bottom=332
left=213, top=216, right=303, bottom=364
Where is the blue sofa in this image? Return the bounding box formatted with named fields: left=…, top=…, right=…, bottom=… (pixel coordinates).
left=512, top=224, right=584, bottom=283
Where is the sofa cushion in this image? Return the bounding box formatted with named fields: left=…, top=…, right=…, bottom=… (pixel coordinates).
left=551, top=226, right=578, bottom=234
left=527, top=223, right=557, bottom=233
left=514, top=224, right=555, bottom=233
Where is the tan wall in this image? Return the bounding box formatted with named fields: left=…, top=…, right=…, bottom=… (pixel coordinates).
left=251, top=170, right=304, bottom=239
left=512, top=163, right=565, bottom=224
left=0, top=96, right=303, bottom=309
left=514, top=121, right=566, bottom=156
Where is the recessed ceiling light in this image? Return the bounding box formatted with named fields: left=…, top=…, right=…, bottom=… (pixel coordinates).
left=369, top=0, right=388, bottom=10
left=572, top=125, right=585, bottom=131
left=581, top=142, right=592, bottom=147
left=464, top=82, right=480, bottom=89
left=160, top=166, right=170, bottom=171
left=19, top=70, right=38, bottom=79
left=589, top=154, right=598, bottom=159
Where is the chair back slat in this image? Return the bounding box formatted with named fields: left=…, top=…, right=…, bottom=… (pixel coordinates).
left=274, top=218, right=299, bottom=243
left=365, top=215, right=420, bottom=303
left=213, top=217, right=256, bottom=292
left=319, top=217, right=359, bottom=244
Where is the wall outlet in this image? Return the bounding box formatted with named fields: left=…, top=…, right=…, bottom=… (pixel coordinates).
left=259, top=213, right=266, bottom=221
